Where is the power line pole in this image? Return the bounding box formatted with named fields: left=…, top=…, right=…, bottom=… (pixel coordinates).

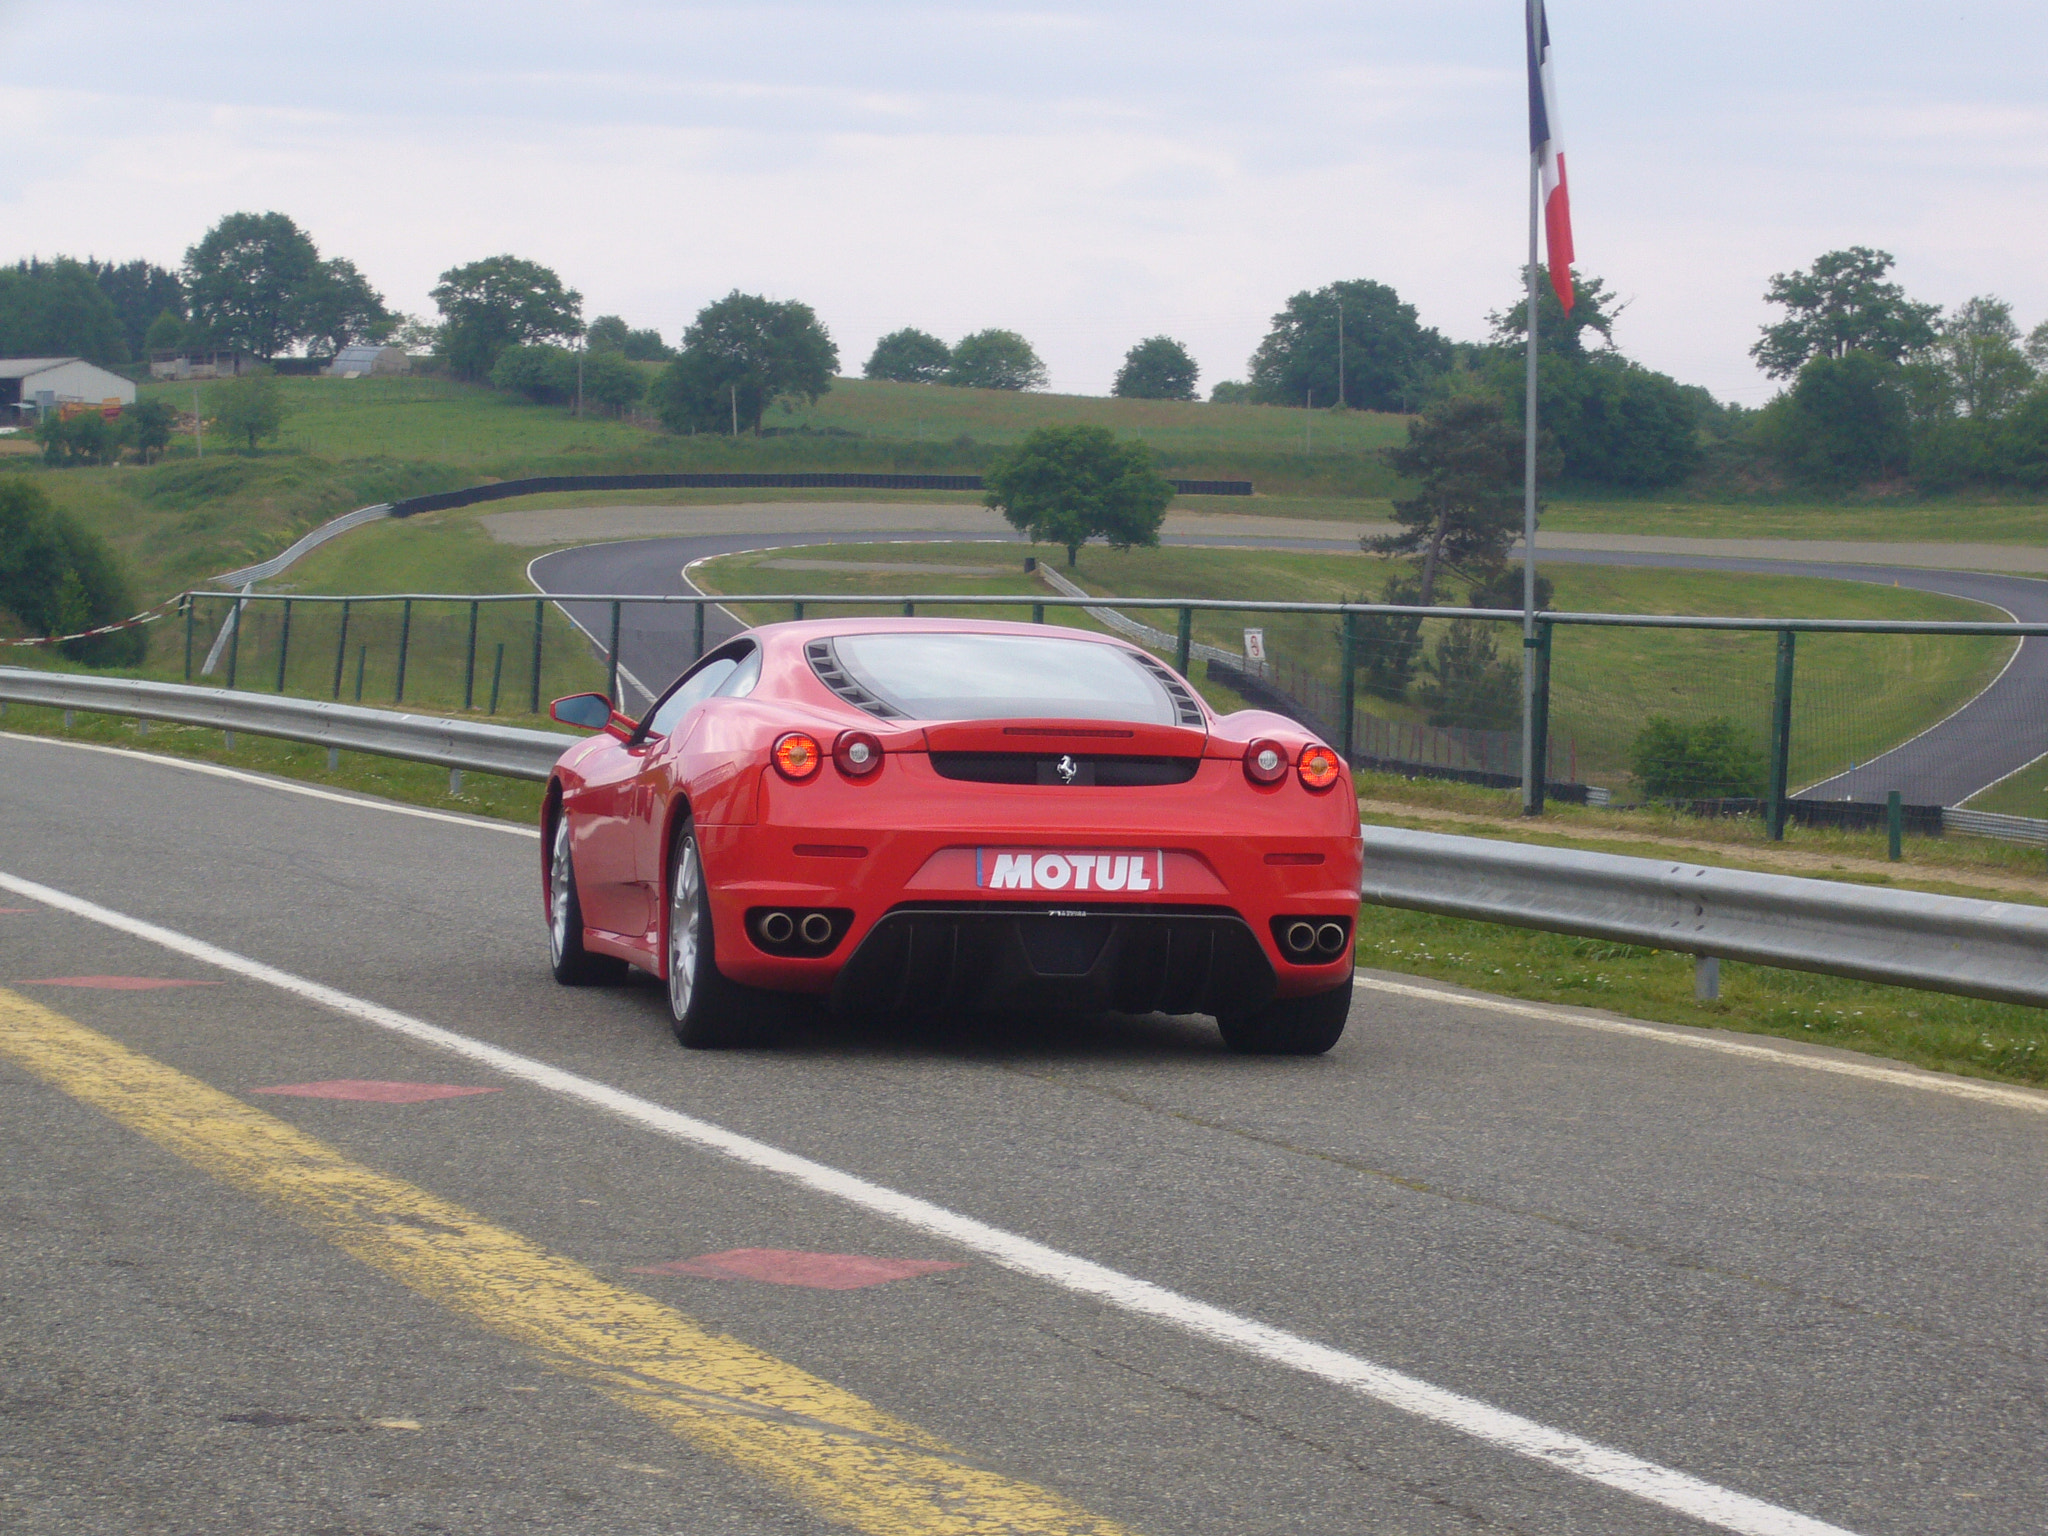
left=1336, top=299, right=1346, bottom=408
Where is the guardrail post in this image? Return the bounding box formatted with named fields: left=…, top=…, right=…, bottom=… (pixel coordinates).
left=792, top=601, right=805, bottom=621
left=463, top=600, right=480, bottom=710
left=1766, top=629, right=1795, bottom=842
left=274, top=599, right=292, bottom=692
left=1175, top=607, right=1192, bottom=676
left=182, top=596, right=195, bottom=681
left=902, top=601, right=915, bottom=617
left=225, top=596, right=242, bottom=690
left=394, top=599, right=412, bottom=704
left=1887, top=789, right=1903, bottom=861
left=1032, top=603, right=1045, bottom=624
left=1695, top=955, right=1720, bottom=1001
left=488, top=642, right=506, bottom=715
left=355, top=644, right=367, bottom=702
left=530, top=599, right=545, bottom=715
left=691, top=601, right=705, bottom=662
left=606, top=600, right=622, bottom=705
left=332, top=600, right=351, bottom=699
left=1340, top=610, right=1358, bottom=761
left=1526, top=620, right=1553, bottom=814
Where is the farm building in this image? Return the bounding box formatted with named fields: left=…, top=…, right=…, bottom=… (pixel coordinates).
left=148, top=349, right=253, bottom=381
left=0, top=357, right=136, bottom=420
left=327, top=344, right=410, bottom=378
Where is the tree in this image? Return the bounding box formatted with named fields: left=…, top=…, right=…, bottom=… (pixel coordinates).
left=430, top=255, right=583, bottom=381
left=1112, top=336, right=1199, bottom=401
left=580, top=351, right=646, bottom=414
left=1758, top=351, right=1910, bottom=483
left=490, top=344, right=577, bottom=404
left=1938, top=296, right=2034, bottom=420
left=124, top=396, right=177, bottom=464
left=587, top=315, right=673, bottom=360
left=299, top=257, right=393, bottom=355
left=213, top=373, right=290, bottom=452
left=1415, top=620, right=1519, bottom=730
left=864, top=327, right=951, bottom=383
left=1751, top=247, right=1939, bottom=379
left=983, top=424, right=1173, bottom=567
left=0, top=259, right=129, bottom=363
left=1366, top=394, right=1531, bottom=606
left=0, top=477, right=144, bottom=666
left=36, top=410, right=121, bottom=467
left=1208, top=380, right=1253, bottom=404
left=648, top=291, right=837, bottom=434
left=183, top=212, right=324, bottom=358
left=946, top=329, right=1046, bottom=391
left=89, top=259, right=185, bottom=360
left=143, top=309, right=188, bottom=355
left=1629, top=717, right=1766, bottom=801
left=585, top=315, right=631, bottom=354
left=2027, top=320, right=2048, bottom=373
left=1487, top=267, right=1620, bottom=358
left=1247, top=279, right=1450, bottom=411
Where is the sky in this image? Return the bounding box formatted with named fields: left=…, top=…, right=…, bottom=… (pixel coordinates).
left=3, top=1, right=2044, bottom=405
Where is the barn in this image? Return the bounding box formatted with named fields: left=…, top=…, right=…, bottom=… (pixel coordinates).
left=0, top=357, right=137, bottom=420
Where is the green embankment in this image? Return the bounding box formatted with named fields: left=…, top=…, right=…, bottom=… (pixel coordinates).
left=1966, top=753, right=2048, bottom=817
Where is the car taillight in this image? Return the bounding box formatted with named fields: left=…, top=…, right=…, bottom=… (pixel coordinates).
left=1297, top=744, right=1342, bottom=790
left=833, top=730, right=884, bottom=777
left=1243, top=738, right=1289, bottom=785
left=773, top=732, right=823, bottom=781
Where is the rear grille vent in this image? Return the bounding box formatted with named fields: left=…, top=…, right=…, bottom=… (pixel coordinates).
left=930, top=753, right=1199, bottom=787
left=806, top=638, right=907, bottom=719
left=1130, top=651, right=1207, bottom=728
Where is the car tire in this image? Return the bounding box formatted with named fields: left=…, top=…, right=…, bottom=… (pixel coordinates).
left=666, top=816, right=778, bottom=1049
left=1217, top=973, right=1352, bottom=1056
left=547, top=814, right=618, bottom=985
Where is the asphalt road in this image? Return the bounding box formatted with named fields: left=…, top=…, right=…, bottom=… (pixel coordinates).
left=526, top=523, right=2048, bottom=806
left=4, top=732, right=2046, bottom=1535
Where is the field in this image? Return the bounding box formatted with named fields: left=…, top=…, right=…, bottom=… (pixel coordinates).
left=1966, top=752, right=2048, bottom=817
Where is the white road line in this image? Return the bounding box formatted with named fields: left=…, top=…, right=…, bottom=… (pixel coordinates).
left=0, top=865, right=1860, bottom=1536
left=1352, top=972, right=2048, bottom=1116
left=0, top=730, right=539, bottom=838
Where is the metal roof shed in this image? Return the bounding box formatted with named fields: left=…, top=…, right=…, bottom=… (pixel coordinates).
left=0, top=357, right=137, bottom=415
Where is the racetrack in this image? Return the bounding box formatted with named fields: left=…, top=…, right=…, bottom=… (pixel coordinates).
left=4, top=729, right=2046, bottom=1535
left=523, top=508, right=2048, bottom=806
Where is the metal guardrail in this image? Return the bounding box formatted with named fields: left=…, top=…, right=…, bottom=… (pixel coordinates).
left=213, top=502, right=393, bottom=588
left=1944, top=807, right=2048, bottom=848
left=4, top=667, right=2042, bottom=1010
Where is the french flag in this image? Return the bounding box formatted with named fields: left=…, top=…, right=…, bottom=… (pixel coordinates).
left=1527, top=1, right=1576, bottom=312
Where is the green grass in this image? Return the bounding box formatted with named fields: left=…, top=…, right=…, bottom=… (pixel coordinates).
left=1965, top=752, right=2048, bottom=818
left=1544, top=494, right=2048, bottom=545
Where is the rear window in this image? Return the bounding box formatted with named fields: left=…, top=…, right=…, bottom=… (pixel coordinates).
left=824, top=632, right=1181, bottom=724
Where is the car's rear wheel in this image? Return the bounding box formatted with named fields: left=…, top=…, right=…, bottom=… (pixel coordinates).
left=667, top=816, right=778, bottom=1049
left=547, top=814, right=618, bottom=985
left=1217, top=973, right=1352, bottom=1056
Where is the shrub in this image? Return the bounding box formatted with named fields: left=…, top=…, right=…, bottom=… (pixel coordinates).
left=36, top=410, right=121, bottom=466
left=1415, top=620, right=1518, bottom=729
left=490, top=343, right=576, bottom=404
left=1628, top=716, right=1767, bottom=800
left=0, top=477, right=145, bottom=665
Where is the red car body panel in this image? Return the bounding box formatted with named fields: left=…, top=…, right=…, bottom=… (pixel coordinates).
left=544, top=618, right=1362, bottom=1010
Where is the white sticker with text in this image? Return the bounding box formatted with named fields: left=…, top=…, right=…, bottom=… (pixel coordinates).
left=976, top=850, right=1165, bottom=893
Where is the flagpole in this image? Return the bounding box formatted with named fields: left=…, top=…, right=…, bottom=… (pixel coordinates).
left=1520, top=6, right=1542, bottom=818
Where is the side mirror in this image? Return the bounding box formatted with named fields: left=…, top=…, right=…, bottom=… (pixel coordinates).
left=550, top=693, right=616, bottom=731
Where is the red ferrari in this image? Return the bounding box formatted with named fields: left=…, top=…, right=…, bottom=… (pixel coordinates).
left=542, top=618, right=1362, bottom=1053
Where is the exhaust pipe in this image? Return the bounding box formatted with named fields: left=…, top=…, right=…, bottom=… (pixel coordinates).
left=799, top=912, right=834, bottom=946
left=1284, top=921, right=1317, bottom=955
left=1315, top=922, right=1348, bottom=955
left=759, top=911, right=795, bottom=944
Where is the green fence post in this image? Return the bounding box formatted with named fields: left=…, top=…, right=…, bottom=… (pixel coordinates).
left=182, top=596, right=195, bottom=681
left=1527, top=620, right=1553, bottom=814
left=1887, top=789, right=1903, bottom=861
left=607, top=600, right=622, bottom=705
left=274, top=599, right=292, bottom=692
left=1175, top=607, right=1192, bottom=677
left=1340, top=610, right=1358, bottom=761
left=792, top=601, right=805, bottom=621
left=463, top=600, right=480, bottom=710
left=902, top=601, right=915, bottom=617
left=394, top=598, right=412, bottom=704
left=354, top=643, right=367, bottom=702
left=224, top=596, right=242, bottom=690
left=488, top=642, right=506, bottom=715
left=530, top=599, right=545, bottom=715
left=1766, top=628, right=1795, bottom=842
left=331, top=600, right=351, bottom=699
left=1031, top=603, right=1045, bottom=624
left=691, top=601, right=705, bottom=662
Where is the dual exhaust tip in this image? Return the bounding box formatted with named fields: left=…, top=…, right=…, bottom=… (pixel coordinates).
left=1283, top=920, right=1350, bottom=958
left=758, top=910, right=836, bottom=947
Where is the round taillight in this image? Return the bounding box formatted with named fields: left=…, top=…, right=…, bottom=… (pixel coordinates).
left=1297, top=743, right=1343, bottom=791
left=772, top=732, right=823, bottom=781
left=1244, top=738, right=1289, bottom=786
left=834, top=730, right=884, bottom=777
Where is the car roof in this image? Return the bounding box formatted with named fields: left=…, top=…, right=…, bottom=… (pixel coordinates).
left=749, top=616, right=1152, bottom=650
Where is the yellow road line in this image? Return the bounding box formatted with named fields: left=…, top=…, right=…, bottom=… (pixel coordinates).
left=0, top=988, right=1135, bottom=1536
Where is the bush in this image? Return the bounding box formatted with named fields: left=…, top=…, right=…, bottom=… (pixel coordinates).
left=1415, top=620, right=1518, bottom=729
left=36, top=410, right=122, bottom=467
left=490, top=343, right=576, bottom=404
left=1208, top=380, right=1253, bottom=404
left=1628, top=716, right=1767, bottom=800
left=580, top=350, right=645, bottom=414
left=0, top=478, right=145, bottom=666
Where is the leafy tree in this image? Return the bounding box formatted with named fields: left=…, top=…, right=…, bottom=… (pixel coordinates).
left=125, top=396, right=177, bottom=464
left=1113, top=336, right=1199, bottom=400
left=143, top=309, right=188, bottom=355
left=387, top=314, right=440, bottom=354
left=36, top=410, right=121, bottom=467
left=1487, top=266, right=1619, bottom=358
left=0, top=477, right=144, bottom=666
left=1366, top=394, right=1532, bottom=606
left=89, top=259, right=185, bottom=360
left=1520, top=353, right=1703, bottom=488
left=1993, top=386, right=2048, bottom=489
left=1353, top=572, right=1428, bottom=700
left=2027, top=320, right=2048, bottom=373
left=1628, top=716, right=1766, bottom=800
left=946, top=329, right=1046, bottom=391
left=983, top=424, right=1172, bottom=568
left=1751, top=247, right=1939, bottom=379
left=183, top=212, right=324, bottom=358
left=587, top=315, right=672, bottom=361
left=1208, top=380, right=1253, bottom=404
left=1248, top=279, right=1450, bottom=411
left=580, top=350, right=646, bottom=414
left=1415, top=620, right=1519, bottom=730
left=0, top=259, right=130, bottom=363
left=299, top=257, right=393, bottom=355
left=213, top=373, right=290, bottom=452
left=1938, top=296, right=2033, bottom=419
left=648, top=291, right=836, bottom=434
left=1757, top=351, right=1910, bottom=483
left=618, top=327, right=672, bottom=362
left=490, top=344, right=577, bottom=404
left=585, top=315, right=631, bottom=354
left=431, top=255, right=583, bottom=381
left=864, top=327, right=951, bottom=383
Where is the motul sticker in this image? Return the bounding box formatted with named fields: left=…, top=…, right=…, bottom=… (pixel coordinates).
left=976, top=850, right=1165, bottom=892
